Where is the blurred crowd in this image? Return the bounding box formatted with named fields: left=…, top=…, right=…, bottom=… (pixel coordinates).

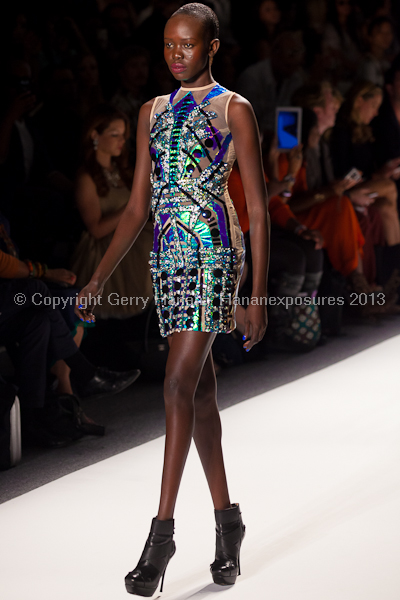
left=2, top=0, right=400, bottom=451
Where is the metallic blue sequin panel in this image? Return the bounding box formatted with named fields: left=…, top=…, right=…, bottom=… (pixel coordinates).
left=148, top=85, right=245, bottom=337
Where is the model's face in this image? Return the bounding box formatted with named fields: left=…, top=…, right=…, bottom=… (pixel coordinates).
left=164, top=15, right=211, bottom=82
left=93, top=119, right=126, bottom=156
left=369, top=22, right=394, bottom=51
left=357, top=93, right=382, bottom=124
left=259, top=1, right=281, bottom=27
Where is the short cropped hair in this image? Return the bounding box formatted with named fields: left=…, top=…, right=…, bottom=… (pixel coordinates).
left=170, top=3, right=219, bottom=44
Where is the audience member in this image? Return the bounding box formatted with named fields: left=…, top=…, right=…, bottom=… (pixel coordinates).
left=0, top=59, right=77, bottom=261
left=0, top=243, right=140, bottom=447
left=229, top=145, right=324, bottom=344
left=330, top=81, right=400, bottom=256
left=252, top=0, right=283, bottom=62
left=34, top=64, right=82, bottom=180
left=101, top=2, right=136, bottom=56
left=372, top=57, right=400, bottom=214
left=236, top=31, right=306, bottom=134
left=322, top=0, right=362, bottom=93
left=287, top=93, right=382, bottom=310
left=356, top=16, right=394, bottom=85
left=40, top=15, right=91, bottom=67
left=111, top=46, right=151, bottom=164
left=71, top=104, right=153, bottom=319
left=291, top=0, right=327, bottom=74
left=74, top=54, right=104, bottom=119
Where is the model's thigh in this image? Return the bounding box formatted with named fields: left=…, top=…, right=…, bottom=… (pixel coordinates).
left=164, top=331, right=216, bottom=399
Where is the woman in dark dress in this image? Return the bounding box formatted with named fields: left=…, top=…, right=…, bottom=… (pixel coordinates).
left=330, top=80, right=400, bottom=248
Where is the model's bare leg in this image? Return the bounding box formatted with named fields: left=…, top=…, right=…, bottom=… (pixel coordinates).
left=192, top=350, right=231, bottom=510
left=157, top=330, right=216, bottom=521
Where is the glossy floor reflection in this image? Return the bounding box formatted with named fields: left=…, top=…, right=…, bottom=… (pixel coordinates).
left=1, top=336, right=400, bottom=600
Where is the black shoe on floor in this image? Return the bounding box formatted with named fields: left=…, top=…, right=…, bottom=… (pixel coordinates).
left=75, top=367, right=141, bottom=401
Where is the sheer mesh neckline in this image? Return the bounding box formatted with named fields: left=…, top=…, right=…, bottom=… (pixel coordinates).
left=179, top=82, right=217, bottom=92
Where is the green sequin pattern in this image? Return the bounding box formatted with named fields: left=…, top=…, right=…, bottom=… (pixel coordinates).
left=148, top=84, right=245, bottom=337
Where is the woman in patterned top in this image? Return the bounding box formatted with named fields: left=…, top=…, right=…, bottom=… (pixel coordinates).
left=76, top=3, right=269, bottom=596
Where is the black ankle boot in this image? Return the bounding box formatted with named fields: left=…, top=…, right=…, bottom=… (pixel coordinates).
left=125, top=518, right=175, bottom=597
left=210, top=503, right=245, bottom=586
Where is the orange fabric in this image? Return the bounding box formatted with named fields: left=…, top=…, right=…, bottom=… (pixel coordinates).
left=228, top=162, right=295, bottom=231
left=0, top=250, right=21, bottom=278
left=268, top=196, right=294, bottom=228
left=289, top=161, right=365, bottom=277
left=228, top=165, right=250, bottom=234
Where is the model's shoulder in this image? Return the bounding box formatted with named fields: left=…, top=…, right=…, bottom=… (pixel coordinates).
left=227, top=93, right=254, bottom=115
left=139, top=98, right=157, bottom=118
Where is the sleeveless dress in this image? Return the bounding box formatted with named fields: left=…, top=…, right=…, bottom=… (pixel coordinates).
left=149, top=82, right=245, bottom=337
left=71, top=184, right=153, bottom=319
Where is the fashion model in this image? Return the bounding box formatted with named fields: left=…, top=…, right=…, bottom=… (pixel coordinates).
left=76, top=3, right=270, bottom=597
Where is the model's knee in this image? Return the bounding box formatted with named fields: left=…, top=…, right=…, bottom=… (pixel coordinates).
left=164, top=373, right=195, bottom=406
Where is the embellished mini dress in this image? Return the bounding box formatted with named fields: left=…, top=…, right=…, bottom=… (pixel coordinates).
left=148, top=82, right=245, bottom=337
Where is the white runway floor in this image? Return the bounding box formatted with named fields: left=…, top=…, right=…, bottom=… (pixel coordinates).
left=1, top=336, right=400, bottom=600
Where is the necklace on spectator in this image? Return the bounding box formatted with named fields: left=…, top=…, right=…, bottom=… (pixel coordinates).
left=103, top=166, right=121, bottom=187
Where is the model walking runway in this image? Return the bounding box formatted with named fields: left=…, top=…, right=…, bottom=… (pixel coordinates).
left=1, top=335, right=400, bottom=600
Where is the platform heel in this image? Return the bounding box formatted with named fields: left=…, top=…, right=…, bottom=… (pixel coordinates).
left=210, top=503, right=245, bottom=586
left=125, top=518, right=175, bottom=597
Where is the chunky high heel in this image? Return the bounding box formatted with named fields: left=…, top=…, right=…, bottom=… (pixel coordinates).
left=210, top=503, right=245, bottom=586
left=125, top=518, right=175, bottom=597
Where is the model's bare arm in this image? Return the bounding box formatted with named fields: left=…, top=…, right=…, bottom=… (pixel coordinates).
left=228, top=95, right=270, bottom=350
left=76, top=100, right=154, bottom=319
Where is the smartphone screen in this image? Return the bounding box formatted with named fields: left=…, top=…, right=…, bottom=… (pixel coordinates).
left=276, top=107, right=302, bottom=150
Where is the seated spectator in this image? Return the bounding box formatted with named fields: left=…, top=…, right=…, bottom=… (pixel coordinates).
left=0, top=244, right=140, bottom=447
left=286, top=104, right=383, bottom=312
left=101, top=1, right=136, bottom=57
left=366, top=1, right=400, bottom=61
left=71, top=104, right=153, bottom=319
left=40, top=15, right=91, bottom=66
left=236, top=31, right=306, bottom=134
left=111, top=46, right=151, bottom=164
left=372, top=56, right=400, bottom=223
left=0, top=59, right=78, bottom=262
left=356, top=16, right=394, bottom=85
left=292, top=0, right=327, bottom=75
left=252, top=0, right=283, bottom=62
left=74, top=54, right=104, bottom=119
left=330, top=81, right=400, bottom=265
left=34, top=63, right=83, bottom=180
left=322, top=0, right=362, bottom=93
left=229, top=144, right=324, bottom=337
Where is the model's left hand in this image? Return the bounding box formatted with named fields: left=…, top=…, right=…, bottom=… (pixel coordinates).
left=243, top=302, right=268, bottom=352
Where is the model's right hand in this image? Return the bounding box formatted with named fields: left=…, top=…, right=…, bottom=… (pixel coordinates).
left=75, top=281, right=103, bottom=323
